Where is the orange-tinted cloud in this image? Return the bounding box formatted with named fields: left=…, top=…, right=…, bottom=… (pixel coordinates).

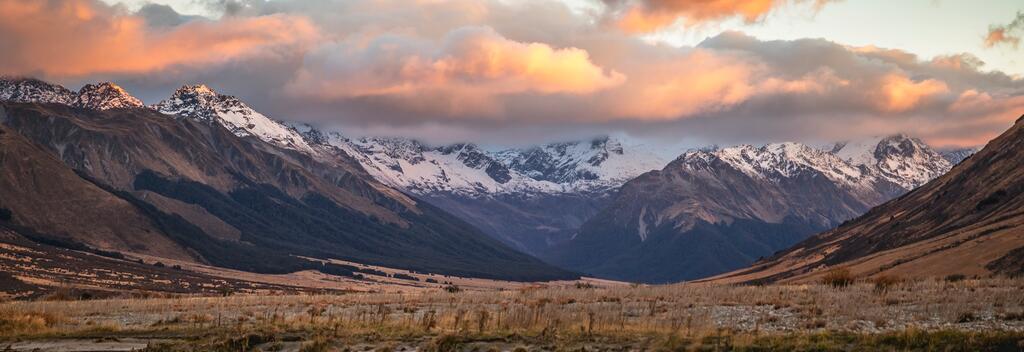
left=876, top=73, right=950, bottom=112
left=287, top=27, right=625, bottom=116
left=3, top=0, right=1018, bottom=148
left=983, top=12, right=1023, bottom=49
left=605, top=0, right=833, bottom=33
left=609, top=49, right=759, bottom=118
left=984, top=28, right=1019, bottom=48
left=0, top=0, right=318, bottom=77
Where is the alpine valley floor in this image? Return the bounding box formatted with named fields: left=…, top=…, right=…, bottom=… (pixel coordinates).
left=1, top=277, right=1023, bottom=351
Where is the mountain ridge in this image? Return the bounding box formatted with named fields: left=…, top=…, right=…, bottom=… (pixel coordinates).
left=0, top=78, right=577, bottom=282
left=708, top=115, right=1024, bottom=284
left=0, top=76, right=974, bottom=281
left=544, top=135, right=956, bottom=283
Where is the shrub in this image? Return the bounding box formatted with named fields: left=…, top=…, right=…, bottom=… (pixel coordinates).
left=0, top=207, right=12, bottom=221
left=872, top=275, right=901, bottom=293
left=426, top=334, right=462, bottom=352
left=444, top=285, right=461, bottom=293
left=0, top=310, right=62, bottom=336
left=821, top=267, right=854, bottom=288
left=392, top=273, right=419, bottom=281
left=957, top=312, right=977, bottom=323
left=945, top=274, right=966, bottom=282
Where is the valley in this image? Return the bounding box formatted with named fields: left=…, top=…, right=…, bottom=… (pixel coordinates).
left=0, top=76, right=997, bottom=291
left=2, top=278, right=1023, bottom=351
left=2, top=0, right=1023, bottom=350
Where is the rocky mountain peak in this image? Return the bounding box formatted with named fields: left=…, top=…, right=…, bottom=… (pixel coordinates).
left=154, top=84, right=314, bottom=153
left=154, top=84, right=226, bottom=122
left=183, top=84, right=216, bottom=96
left=832, top=134, right=951, bottom=189
left=683, top=142, right=869, bottom=188
left=74, top=82, right=144, bottom=110
left=0, top=77, right=76, bottom=105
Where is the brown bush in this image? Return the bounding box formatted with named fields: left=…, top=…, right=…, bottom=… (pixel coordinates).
left=872, top=275, right=901, bottom=293
left=821, top=267, right=855, bottom=288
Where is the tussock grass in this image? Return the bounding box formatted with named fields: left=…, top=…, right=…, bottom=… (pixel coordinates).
left=820, top=267, right=855, bottom=288
left=0, top=277, right=1021, bottom=349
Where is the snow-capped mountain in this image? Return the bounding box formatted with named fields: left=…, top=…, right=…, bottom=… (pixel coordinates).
left=720, top=116, right=1024, bottom=285
left=2, top=77, right=960, bottom=263
left=940, top=147, right=980, bottom=165
left=1, top=78, right=142, bottom=111
left=546, top=137, right=955, bottom=283
left=74, top=82, right=144, bottom=110
left=0, top=77, right=76, bottom=105
left=0, top=77, right=575, bottom=283
left=682, top=142, right=875, bottom=190
left=335, top=138, right=562, bottom=196
left=832, top=134, right=951, bottom=189
left=497, top=136, right=673, bottom=189
left=306, top=132, right=675, bottom=197
left=288, top=130, right=677, bottom=254
left=153, top=85, right=314, bottom=154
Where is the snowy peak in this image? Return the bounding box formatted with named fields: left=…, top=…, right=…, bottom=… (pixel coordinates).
left=1, top=78, right=144, bottom=111
left=328, top=137, right=549, bottom=196
left=153, top=84, right=231, bottom=123
left=499, top=136, right=668, bottom=185
left=74, top=82, right=144, bottom=110
left=309, top=134, right=673, bottom=197
left=940, top=148, right=980, bottom=165
left=0, top=77, right=75, bottom=105
left=437, top=143, right=512, bottom=184
left=677, top=134, right=953, bottom=192
left=681, top=142, right=868, bottom=187
left=153, top=84, right=314, bottom=153
left=833, top=134, right=950, bottom=189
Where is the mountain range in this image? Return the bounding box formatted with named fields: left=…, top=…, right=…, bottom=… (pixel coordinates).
left=711, top=114, right=1024, bottom=283
left=314, top=133, right=677, bottom=254
left=0, top=77, right=575, bottom=282
left=0, top=77, right=987, bottom=286
left=544, top=136, right=958, bottom=283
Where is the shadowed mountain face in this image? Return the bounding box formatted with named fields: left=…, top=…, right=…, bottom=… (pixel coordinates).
left=545, top=140, right=954, bottom=283
left=712, top=115, right=1024, bottom=284
left=307, top=132, right=676, bottom=255
left=0, top=83, right=576, bottom=282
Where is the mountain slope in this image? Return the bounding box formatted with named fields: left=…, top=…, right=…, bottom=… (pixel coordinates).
left=711, top=115, right=1024, bottom=283
left=298, top=130, right=674, bottom=254
left=0, top=79, right=576, bottom=282
left=547, top=138, right=952, bottom=283
left=0, top=122, right=195, bottom=261
left=154, top=85, right=314, bottom=154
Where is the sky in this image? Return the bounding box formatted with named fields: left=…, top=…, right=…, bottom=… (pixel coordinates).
left=2, top=0, right=1023, bottom=148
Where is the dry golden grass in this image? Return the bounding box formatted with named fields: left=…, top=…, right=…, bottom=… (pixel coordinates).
left=1, top=277, right=1022, bottom=343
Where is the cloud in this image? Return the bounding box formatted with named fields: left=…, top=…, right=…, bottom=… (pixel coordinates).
left=602, top=0, right=834, bottom=33
left=875, top=74, right=949, bottom=112
left=2, top=0, right=1021, bottom=148
left=0, top=0, right=317, bottom=77
left=285, top=26, right=625, bottom=117
left=984, top=12, right=1023, bottom=49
